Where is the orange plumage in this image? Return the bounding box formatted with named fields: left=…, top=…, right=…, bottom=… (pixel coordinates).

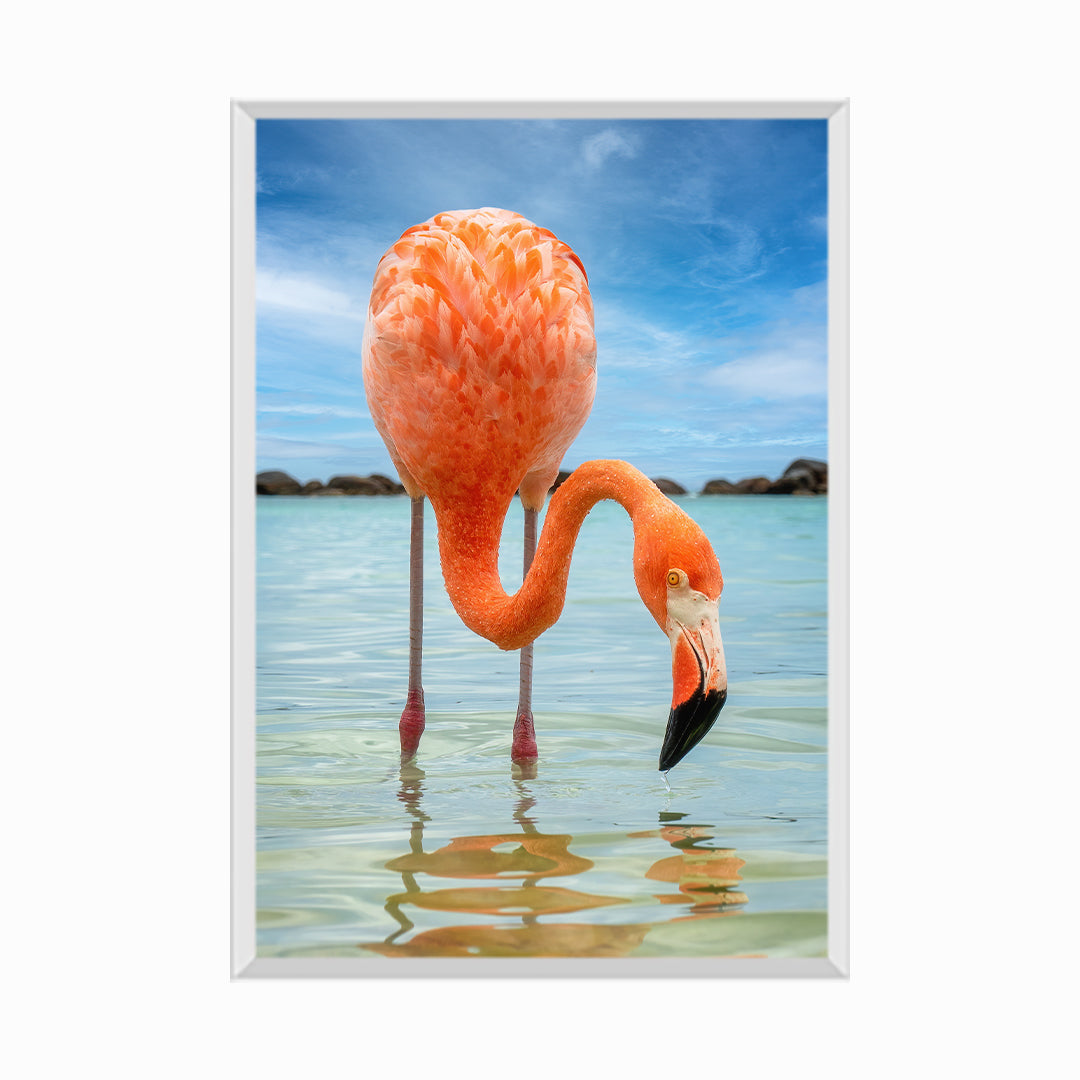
left=363, top=207, right=596, bottom=514
left=362, top=208, right=727, bottom=769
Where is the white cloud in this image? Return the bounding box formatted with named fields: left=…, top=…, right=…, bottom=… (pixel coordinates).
left=258, top=435, right=353, bottom=460
left=789, top=279, right=827, bottom=312
left=257, top=270, right=365, bottom=321
left=593, top=299, right=705, bottom=371
left=254, top=217, right=391, bottom=347
left=703, top=339, right=826, bottom=400
left=258, top=431, right=384, bottom=460
left=259, top=403, right=369, bottom=419
left=697, top=280, right=828, bottom=400
left=691, top=218, right=768, bottom=288
left=651, top=424, right=825, bottom=450
left=581, top=129, right=638, bottom=172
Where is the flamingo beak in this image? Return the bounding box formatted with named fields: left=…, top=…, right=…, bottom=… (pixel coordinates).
left=660, top=604, right=727, bottom=771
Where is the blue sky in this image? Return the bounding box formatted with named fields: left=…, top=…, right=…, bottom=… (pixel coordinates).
left=256, top=118, right=828, bottom=490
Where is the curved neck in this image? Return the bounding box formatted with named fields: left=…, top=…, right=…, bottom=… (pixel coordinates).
left=431, top=459, right=662, bottom=650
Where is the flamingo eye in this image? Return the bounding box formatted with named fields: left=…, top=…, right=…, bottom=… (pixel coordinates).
left=667, top=570, right=681, bottom=587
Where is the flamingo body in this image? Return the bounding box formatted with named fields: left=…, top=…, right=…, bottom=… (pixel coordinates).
left=362, top=208, right=596, bottom=515
left=362, top=209, right=727, bottom=769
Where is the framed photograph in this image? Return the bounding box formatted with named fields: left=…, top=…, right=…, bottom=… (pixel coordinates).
left=232, top=101, right=848, bottom=976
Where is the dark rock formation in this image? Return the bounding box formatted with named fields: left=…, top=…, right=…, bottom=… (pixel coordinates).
left=700, top=459, right=828, bottom=495
left=777, top=458, right=827, bottom=494
left=256, top=470, right=302, bottom=495
left=327, top=474, right=402, bottom=495
left=367, top=473, right=407, bottom=494
left=326, top=474, right=378, bottom=495
left=259, top=458, right=829, bottom=499
left=765, top=476, right=801, bottom=494
left=257, top=471, right=406, bottom=495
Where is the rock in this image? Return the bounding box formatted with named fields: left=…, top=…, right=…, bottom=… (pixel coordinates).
left=325, top=474, right=406, bottom=495
left=310, top=487, right=347, bottom=496
left=781, top=457, right=827, bottom=480
left=367, top=473, right=407, bottom=494
left=701, top=479, right=738, bottom=494
left=701, top=459, right=827, bottom=495
left=327, top=475, right=386, bottom=495
left=735, top=476, right=772, bottom=494
left=256, top=470, right=302, bottom=495
left=300, top=480, right=325, bottom=495
left=779, top=458, right=828, bottom=493
left=651, top=477, right=687, bottom=495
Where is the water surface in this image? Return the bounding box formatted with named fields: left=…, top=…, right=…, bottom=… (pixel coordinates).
left=256, top=493, right=827, bottom=959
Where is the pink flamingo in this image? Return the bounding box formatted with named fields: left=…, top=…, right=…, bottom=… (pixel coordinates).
left=362, top=208, right=726, bottom=770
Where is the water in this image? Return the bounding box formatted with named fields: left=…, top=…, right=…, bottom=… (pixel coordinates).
left=256, top=492, right=828, bottom=959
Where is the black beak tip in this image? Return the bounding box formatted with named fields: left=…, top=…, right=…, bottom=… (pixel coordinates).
left=659, top=687, right=727, bottom=771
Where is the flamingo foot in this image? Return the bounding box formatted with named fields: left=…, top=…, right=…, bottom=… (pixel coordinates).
left=399, top=688, right=426, bottom=760
left=511, top=709, right=538, bottom=762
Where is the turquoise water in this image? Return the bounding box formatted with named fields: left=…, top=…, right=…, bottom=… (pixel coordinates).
left=255, top=492, right=828, bottom=959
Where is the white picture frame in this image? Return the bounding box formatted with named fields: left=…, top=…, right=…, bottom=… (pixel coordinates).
left=231, top=99, right=849, bottom=978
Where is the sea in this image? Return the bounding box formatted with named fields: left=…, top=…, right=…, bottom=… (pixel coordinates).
left=254, top=491, right=828, bottom=960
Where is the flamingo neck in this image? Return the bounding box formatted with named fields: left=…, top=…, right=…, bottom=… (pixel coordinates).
left=431, top=459, right=663, bottom=651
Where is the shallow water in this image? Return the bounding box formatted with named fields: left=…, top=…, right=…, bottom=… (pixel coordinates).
left=256, top=492, right=828, bottom=959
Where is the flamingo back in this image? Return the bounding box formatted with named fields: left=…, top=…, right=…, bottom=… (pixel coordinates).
left=362, top=208, right=596, bottom=513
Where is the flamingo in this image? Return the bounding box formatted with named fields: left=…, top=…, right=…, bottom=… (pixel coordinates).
left=362, top=208, right=726, bottom=770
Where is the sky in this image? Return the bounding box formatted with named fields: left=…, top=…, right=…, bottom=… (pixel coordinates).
left=255, top=118, right=828, bottom=491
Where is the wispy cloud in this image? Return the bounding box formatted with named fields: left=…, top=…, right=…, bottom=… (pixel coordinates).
left=690, top=217, right=770, bottom=289
left=581, top=128, right=639, bottom=172
left=258, top=402, right=369, bottom=419
left=703, top=291, right=827, bottom=401
left=257, top=270, right=365, bottom=321
left=258, top=430, right=384, bottom=463
left=652, top=425, right=825, bottom=450
left=704, top=344, right=825, bottom=400
left=257, top=435, right=357, bottom=460
left=593, top=299, right=706, bottom=371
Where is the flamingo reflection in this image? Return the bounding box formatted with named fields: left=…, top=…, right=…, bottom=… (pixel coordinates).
left=361, top=769, right=751, bottom=959
left=632, top=811, right=748, bottom=916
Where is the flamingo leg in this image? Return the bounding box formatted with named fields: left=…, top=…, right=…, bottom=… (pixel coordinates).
left=399, top=495, right=426, bottom=759
left=512, top=506, right=539, bottom=761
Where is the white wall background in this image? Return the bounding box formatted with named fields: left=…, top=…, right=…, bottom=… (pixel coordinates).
left=5, top=2, right=1075, bottom=1076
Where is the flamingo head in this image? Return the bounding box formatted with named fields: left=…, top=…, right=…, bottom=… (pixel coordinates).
left=634, top=508, right=728, bottom=771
